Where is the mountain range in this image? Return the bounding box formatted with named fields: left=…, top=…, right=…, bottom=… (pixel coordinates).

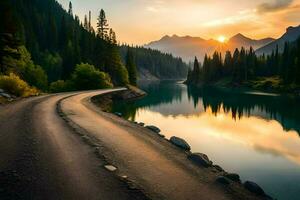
left=145, top=25, right=300, bottom=62
left=256, top=25, right=300, bottom=55
left=145, top=34, right=274, bottom=62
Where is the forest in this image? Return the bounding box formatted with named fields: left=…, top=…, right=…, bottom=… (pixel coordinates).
left=186, top=40, right=300, bottom=92
left=0, top=0, right=188, bottom=96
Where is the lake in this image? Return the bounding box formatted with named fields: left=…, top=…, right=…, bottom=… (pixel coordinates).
left=111, top=81, right=300, bottom=200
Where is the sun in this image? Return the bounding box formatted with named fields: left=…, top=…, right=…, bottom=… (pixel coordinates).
left=217, top=36, right=226, bottom=43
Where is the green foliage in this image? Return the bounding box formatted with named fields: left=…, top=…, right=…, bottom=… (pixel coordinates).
left=71, top=63, right=113, bottom=90
left=2, top=46, right=48, bottom=90
left=125, top=48, right=137, bottom=86
left=105, top=46, right=129, bottom=86
left=39, top=51, right=63, bottom=83
left=97, top=9, right=109, bottom=40
left=49, top=80, right=73, bottom=93
left=249, top=76, right=282, bottom=90
left=0, top=73, right=38, bottom=97
left=23, top=63, right=48, bottom=91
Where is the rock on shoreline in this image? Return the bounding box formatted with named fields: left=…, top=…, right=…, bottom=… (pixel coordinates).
left=0, top=88, right=16, bottom=104
left=188, top=153, right=212, bottom=167
left=170, top=136, right=191, bottom=151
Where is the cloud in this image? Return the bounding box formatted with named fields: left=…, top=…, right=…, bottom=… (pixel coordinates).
left=145, top=0, right=167, bottom=13
left=146, top=6, right=159, bottom=12
left=202, top=9, right=257, bottom=27
left=257, top=0, right=294, bottom=13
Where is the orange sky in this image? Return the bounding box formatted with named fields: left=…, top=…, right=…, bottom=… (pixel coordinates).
left=59, top=0, right=300, bottom=45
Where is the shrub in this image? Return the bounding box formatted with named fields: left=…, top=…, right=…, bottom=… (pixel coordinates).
left=71, top=63, right=113, bottom=90
left=23, top=64, right=48, bottom=90
left=0, top=73, right=38, bottom=97
left=49, top=80, right=74, bottom=93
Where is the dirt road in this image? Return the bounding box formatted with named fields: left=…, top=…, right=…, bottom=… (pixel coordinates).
left=0, top=89, right=268, bottom=200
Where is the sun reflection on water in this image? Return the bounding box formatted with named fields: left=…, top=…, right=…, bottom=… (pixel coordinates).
left=134, top=106, right=300, bottom=167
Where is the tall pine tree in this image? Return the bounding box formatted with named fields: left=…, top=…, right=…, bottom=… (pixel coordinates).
left=97, top=9, right=109, bottom=40
left=125, top=47, right=137, bottom=86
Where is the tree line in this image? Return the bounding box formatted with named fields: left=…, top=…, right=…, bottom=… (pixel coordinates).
left=186, top=39, right=300, bottom=91
left=0, top=0, right=187, bottom=95
left=120, top=45, right=188, bottom=80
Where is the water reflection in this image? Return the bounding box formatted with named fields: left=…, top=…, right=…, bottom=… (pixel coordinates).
left=111, top=81, right=300, bottom=200
left=113, top=81, right=300, bottom=135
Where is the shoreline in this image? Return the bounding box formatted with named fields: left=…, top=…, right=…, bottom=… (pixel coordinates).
left=185, top=82, right=300, bottom=98
left=183, top=81, right=300, bottom=98
left=89, top=88, right=273, bottom=200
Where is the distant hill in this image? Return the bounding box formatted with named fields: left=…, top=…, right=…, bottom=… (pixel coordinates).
left=145, top=34, right=274, bottom=62
left=228, top=34, right=274, bottom=52
left=256, top=25, right=300, bottom=55
left=120, top=45, right=188, bottom=80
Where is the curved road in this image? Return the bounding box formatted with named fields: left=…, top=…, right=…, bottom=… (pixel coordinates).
left=0, top=89, right=267, bottom=200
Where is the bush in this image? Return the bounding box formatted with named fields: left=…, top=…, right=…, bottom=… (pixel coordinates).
left=0, top=73, right=38, bottom=97
left=71, top=63, right=113, bottom=90
left=49, top=80, right=73, bottom=93
left=2, top=46, right=48, bottom=90
left=23, top=64, right=48, bottom=90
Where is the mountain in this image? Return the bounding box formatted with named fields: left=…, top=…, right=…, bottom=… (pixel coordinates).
left=145, top=35, right=217, bottom=63
left=145, top=34, right=275, bottom=62
left=228, top=33, right=274, bottom=51
left=256, top=25, right=300, bottom=55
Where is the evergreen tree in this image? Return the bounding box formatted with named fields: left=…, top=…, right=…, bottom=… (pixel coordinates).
left=105, top=45, right=129, bottom=86
left=89, top=11, right=92, bottom=32
left=192, top=57, right=201, bottom=83
left=202, top=54, right=210, bottom=83
left=224, top=51, right=232, bottom=75
left=68, top=2, right=73, bottom=16
left=108, top=29, right=117, bottom=44
left=125, top=47, right=137, bottom=86
left=84, top=15, right=89, bottom=30
left=97, top=9, right=109, bottom=40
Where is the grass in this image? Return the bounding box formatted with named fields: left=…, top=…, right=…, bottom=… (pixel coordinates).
left=248, top=76, right=282, bottom=90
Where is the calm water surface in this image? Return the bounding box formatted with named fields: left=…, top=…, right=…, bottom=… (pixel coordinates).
left=111, top=81, right=300, bottom=200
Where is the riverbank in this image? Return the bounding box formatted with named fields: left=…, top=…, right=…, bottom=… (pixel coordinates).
left=89, top=88, right=273, bottom=200
left=91, top=85, right=147, bottom=112
left=185, top=76, right=300, bottom=96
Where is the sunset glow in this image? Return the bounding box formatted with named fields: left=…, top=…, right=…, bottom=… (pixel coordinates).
left=217, top=36, right=227, bottom=43
left=58, top=0, right=300, bottom=44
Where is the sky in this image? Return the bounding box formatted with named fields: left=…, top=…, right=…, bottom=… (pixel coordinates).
left=58, top=0, right=300, bottom=45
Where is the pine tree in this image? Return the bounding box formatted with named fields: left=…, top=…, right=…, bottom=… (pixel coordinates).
left=108, top=29, right=117, bottom=44
left=125, top=47, right=137, bottom=86
left=105, top=45, right=129, bottom=86
left=281, top=42, right=290, bottom=83
left=192, top=57, right=201, bottom=83
left=84, top=15, right=89, bottom=30
left=232, top=48, right=240, bottom=83
left=97, top=9, right=109, bottom=40
left=68, top=2, right=73, bottom=16
left=88, top=11, right=92, bottom=32
left=202, top=54, right=210, bottom=83
left=224, top=51, right=232, bottom=75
